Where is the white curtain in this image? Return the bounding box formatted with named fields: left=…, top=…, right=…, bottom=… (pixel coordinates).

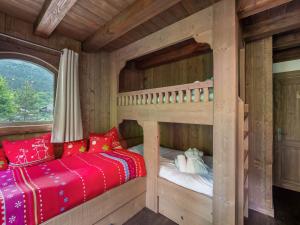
left=51, top=49, right=83, bottom=143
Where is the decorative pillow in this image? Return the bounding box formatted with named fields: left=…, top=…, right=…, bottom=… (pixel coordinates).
left=0, top=148, right=8, bottom=170
left=105, top=127, right=123, bottom=149
left=62, top=139, right=88, bottom=158
left=90, top=127, right=123, bottom=150
left=2, top=133, right=54, bottom=167
left=89, top=136, right=112, bottom=153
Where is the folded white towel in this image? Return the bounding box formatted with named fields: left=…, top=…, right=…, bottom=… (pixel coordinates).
left=175, top=154, right=187, bottom=173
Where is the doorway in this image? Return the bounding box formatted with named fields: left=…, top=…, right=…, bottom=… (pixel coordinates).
left=273, top=63, right=300, bottom=224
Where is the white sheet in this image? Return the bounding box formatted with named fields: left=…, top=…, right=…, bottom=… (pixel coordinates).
left=128, top=144, right=213, bottom=197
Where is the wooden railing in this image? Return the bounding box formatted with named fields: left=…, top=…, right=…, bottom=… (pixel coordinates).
left=117, top=80, right=213, bottom=106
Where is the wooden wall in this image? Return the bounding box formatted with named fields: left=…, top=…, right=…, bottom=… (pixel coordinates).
left=0, top=13, right=111, bottom=147
left=79, top=52, right=111, bottom=137
left=119, top=52, right=213, bottom=154
left=245, top=37, right=274, bottom=217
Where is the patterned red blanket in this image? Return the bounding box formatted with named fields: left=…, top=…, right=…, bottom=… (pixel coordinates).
left=0, top=150, right=146, bottom=225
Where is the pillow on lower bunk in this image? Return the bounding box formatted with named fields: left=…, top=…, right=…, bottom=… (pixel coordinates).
left=0, top=148, right=8, bottom=170
left=2, top=133, right=55, bottom=167
left=90, top=127, right=123, bottom=150
left=89, top=135, right=112, bottom=153
left=62, top=139, right=88, bottom=158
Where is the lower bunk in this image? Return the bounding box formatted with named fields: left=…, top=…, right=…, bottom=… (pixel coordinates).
left=129, top=145, right=213, bottom=225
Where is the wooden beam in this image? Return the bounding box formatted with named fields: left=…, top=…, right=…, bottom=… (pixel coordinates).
left=35, top=0, right=77, bottom=37
left=273, top=29, right=300, bottom=51
left=274, top=46, right=300, bottom=62
left=238, top=0, right=292, bottom=19
left=83, top=0, right=181, bottom=51
left=243, top=4, right=300, bottom=41
left=134, top=40, right=211, bottom=70
left=213, top=0, right=238, bottom=224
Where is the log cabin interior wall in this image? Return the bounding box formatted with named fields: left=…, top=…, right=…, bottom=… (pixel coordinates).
left=0, top=12, right=111, bottom=150
left=119, top=49, right=213, bottom=154
left=245, top=37, right=274, bottom=217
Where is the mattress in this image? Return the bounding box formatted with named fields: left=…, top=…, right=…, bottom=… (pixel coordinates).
left=0, top=150, right=146, bottom=225
left=128, top=144, right=213, bottom=197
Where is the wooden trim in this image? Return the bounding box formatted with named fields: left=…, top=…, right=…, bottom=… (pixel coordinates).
left=35, top=0, right=77, bottom=37
left=82, top=0, right=182, bottom=51
left=238, top=0, right=292, bottom=19
left=0, top=124, right=52, bottom=136
left=42, top=177, right=146, bottom=225
left=273, top=46, right=300, bottom=62
left=273, top=29, right=300, bottom=51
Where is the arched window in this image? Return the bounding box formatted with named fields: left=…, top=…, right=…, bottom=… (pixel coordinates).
left=0, top=59, right=55, bottom=125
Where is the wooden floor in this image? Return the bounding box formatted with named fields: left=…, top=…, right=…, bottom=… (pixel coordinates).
left=124, top=187, right=300, bottom=225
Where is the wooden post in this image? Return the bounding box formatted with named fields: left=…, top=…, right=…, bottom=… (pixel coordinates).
left=140, top=121, right=160, bottom=212
left=213, top=0, right=238, bottom=225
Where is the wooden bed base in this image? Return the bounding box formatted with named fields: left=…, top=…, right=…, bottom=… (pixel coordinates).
left=158, top=177, right=212, bottom=225
left=42, top=177, right=146, bottom=225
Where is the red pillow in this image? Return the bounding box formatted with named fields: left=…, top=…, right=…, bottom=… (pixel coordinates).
left=62, top=139, right=88, bottom=158
left=0, top=148, right=8, bottom=170
left=2, top=133, right=54, bottom=167
left=89, top=136, right=112, bottom=153
left=105, top=127, right=123, bottom=149
left=90, top=127, right=123, bottom=150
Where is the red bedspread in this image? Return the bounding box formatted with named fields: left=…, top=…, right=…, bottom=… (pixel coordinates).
left=0, top=150, right=146, bottom=225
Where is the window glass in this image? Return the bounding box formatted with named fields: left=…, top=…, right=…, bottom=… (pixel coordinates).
left=0, top=59, right=54, bottom=124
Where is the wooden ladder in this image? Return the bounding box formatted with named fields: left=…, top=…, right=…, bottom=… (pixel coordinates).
left=237, top=99, right=249, bottom=225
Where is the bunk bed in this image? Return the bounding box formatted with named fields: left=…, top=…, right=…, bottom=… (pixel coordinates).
left=109, top=2, right=245, bottom=225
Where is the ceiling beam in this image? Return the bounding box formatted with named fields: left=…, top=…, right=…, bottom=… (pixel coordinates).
left=35, top=0, right=77, bottom=37
left=238, top=0, right=292, bottom=19
left=82, top=0, right=181, bottom=52
left=274, top=46, right=300, bottom=62
left=273, top=29, right=300, bottom=51
left=243, top=5, right=300, bottom=41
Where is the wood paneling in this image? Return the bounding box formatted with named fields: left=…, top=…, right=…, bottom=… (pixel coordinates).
left=0, top=12, right=81, bottom=52
left=273, top=29, right=300, bottom=51
left=79, top=52, right=111, bottom=137
left=119, top=52, right=213, bottom=154
left=245, top=37, right=274, bottom=216
left=35, top=0, right=78, bottom=37
left=242, top=1, right=300, bottom=41
left=273, top=46, right=300, bottom=62
left=82, top=0, right=182, bottom=51
left=238, top=0, right=292, bottom=19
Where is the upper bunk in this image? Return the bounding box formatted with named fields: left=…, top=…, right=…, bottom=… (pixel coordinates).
left=116, top=39, right=214, bottom=125
left=117, top=80, right=213, bottom=125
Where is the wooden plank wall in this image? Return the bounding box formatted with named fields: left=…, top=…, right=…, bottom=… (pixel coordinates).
left=79, top=52, right=111, bottom=137
left=245, top=37, right=274, bottom=217
left=119, top=52, right=213, bottom=154
left=0, top=13, right=111, bottom=147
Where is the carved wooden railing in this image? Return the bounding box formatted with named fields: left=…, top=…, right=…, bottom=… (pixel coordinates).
left=117, top=80, right=213, bottom=106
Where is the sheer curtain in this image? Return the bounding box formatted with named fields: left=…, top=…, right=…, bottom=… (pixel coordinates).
left=51, top=49, right=83, bottom=143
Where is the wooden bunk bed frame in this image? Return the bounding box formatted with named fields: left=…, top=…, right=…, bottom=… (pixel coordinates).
left=109, top=1, right=246, bottom=225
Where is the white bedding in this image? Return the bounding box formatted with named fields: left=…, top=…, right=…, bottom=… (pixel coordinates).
left=128, top=144, right=213, bottom=197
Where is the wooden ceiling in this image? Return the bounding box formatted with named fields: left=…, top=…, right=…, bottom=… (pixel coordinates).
left=0, top=0, right=216, bottom=52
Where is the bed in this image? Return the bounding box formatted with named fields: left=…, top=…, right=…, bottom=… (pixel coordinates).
left=129, top=144, right=213, bottom=225
left=0, top=150, right=146, bottom=225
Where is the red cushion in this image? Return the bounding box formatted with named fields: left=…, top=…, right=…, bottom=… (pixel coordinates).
left=89, top=135, right=112, bottom=153
left=62, top=139, right=88, bottom=158
left=90, top=127, right=123, bottom=150
left=0, top=148, right=8, bottom=170
left=2, top=133, right=54, bottom=167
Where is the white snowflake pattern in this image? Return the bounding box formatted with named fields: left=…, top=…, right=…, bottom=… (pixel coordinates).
left=9, top=215, right=16, bottom=224
left=14, top=201, right=22, bottom=208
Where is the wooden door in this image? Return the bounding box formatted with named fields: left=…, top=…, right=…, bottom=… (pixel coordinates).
left=274, top=71, right=300, bottom=192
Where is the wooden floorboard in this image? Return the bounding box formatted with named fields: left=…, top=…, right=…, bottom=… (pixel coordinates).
left=124, top=187, right=300, bottom=225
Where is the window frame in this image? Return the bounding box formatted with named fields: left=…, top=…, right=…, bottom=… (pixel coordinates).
left=0, top=52, right=58, bottom=133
